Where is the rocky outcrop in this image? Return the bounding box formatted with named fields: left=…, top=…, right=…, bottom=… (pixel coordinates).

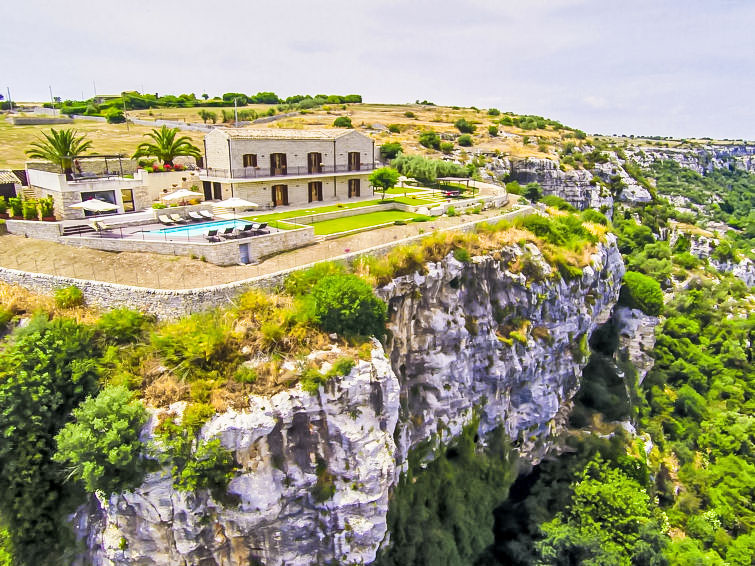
left=509, top=158, right=614, bottom=212
left=78, top=239, right=625, bottom=566
left=379, top=237, right=624, bottom=464
left=613, top=306, right=659, bottom=383
left=628, top=145, right=755, bottom=175
left=711, top=257, right=755, bottom=288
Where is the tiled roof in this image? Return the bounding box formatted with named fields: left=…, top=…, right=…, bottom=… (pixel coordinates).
left=217, top=128, right=356, bottom=140
left=0, top=171, right=20, bottom=184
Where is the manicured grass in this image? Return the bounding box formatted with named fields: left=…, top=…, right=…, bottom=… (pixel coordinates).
left=388, top=196, right=437, bottom=205
left=311, top=210, right=426, bottom=235
left=242, top=199, right=388, bottom=223
left=384, top=187, right=425, bottom=194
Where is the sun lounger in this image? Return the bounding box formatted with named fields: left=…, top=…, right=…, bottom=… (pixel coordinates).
left=253, top=222, right=269, bottom=235
left=218, top=227, right=236, bottom=239
left=158, top=215, right=175, bottom=225
left=188, top=211, right=204, bottom=221
left=169, top=214, right=188, bottom=223
left=236, top=223, right=255, bottom=237
left=199, top=210, right=213, bottom=219
left=205, top=229, right=220, bottom=242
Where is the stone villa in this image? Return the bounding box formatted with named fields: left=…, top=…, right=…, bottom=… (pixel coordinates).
left=199, top=128, right=376, bottom=207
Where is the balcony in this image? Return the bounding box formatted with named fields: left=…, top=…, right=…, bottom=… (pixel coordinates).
left=201, top=163, right=375, bottom=182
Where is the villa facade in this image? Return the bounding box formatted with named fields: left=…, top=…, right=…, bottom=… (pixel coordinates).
left=199, top=128, right=376, bottom=207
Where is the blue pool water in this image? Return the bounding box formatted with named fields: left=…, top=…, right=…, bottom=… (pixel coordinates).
left=147, top=219, right=249, bottom=238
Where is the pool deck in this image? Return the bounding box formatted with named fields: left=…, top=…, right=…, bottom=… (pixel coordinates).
left=62, top=218, right=283, bottom=243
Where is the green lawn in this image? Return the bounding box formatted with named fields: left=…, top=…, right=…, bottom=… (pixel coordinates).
left=384, top=187, right=425, bottom=195
left=311, top=210, right=427, bottom=235
left=242, top=199, right=388, bottom=223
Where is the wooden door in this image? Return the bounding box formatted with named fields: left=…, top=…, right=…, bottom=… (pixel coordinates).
left=308, top=181, right=323, bottom=202
left=348, top=152, right=360, bottom=171
left=272, top=184, right=289, bottom=206
left=202, top=181, right=213, bottom=201
left=270, top=153, right=287, bottom=176
left=348, top=179, right=360, bottom=198
left=308, top=152, right=322, bottom=174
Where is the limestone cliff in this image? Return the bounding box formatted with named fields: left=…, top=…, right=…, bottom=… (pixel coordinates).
left=77, top=239, right=624, bottom=566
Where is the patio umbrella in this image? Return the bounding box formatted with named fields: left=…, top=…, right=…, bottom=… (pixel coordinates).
left=215, top=197, right=259, bottom=219
left=70, top=198, right=118, bottom=215
left=163, top=188, right=204, bottom=202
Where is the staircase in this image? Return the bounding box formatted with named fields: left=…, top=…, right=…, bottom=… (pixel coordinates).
left=21, top=187, right=37, bottom=200
left=62, top=224, right=96, bottom=236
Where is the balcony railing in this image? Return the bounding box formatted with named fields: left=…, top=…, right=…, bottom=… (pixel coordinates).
left=203, top=163, right=375, bottom=180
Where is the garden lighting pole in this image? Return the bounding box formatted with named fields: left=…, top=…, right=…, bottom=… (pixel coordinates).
left=49, top=85, right=56, bottom=115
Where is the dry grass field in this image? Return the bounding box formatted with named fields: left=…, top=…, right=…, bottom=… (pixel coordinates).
left=0, top=115, right=206, bottom=169
left=1, top=102, right=576, bottom=170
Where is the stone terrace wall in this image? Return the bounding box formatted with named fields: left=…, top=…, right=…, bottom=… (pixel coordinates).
left=63, top=225, right=316, bottom=266
left=5, top=219, right=63, bottom=240
left=0, top=206, right=534, bottom=319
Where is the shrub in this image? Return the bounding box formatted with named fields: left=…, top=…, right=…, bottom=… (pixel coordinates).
left=454, top=118, right=476, bottom=134
left=105, top=108, right=126, bottom=124
left=96, top=308, right=152, bottom=344
left=453, top=248, right=471, bottom=263
left=284, top=262, right=347, bottom=296
left=419, top=130, right=441, bottom=150
left=581, top=209, right=609, bottom=225
left=447, top=206, right=457, bottom=217
left=487, top=108, right=501, bottom=116
left=379, top=142, right=403, bottom=160
left=619, top=271, right=663, bottom=315
left=505, top=181, right=523, bottom=195
left=333, top=116, right=352, bottom=128
left=542, top=195, right=576, bottom=212
left=173, top=438, right=236, bottom=499
left=488, top=125, right=498, bottom=137
left=307, top=274, right=387, bottom=337
left=404, top=111, right=416, bottom=118
left=0, top=197, right=7, bottom=215
left=21, top=201, right=37, bottom=220
left=574, top=129, right=587, bottom=139
left=524, top=182, right=543, bottom=202
left=458, top=134, right=473, bottom=147
left=440, top=141, right=455, bottom=154
left=53, top=386, right=148, bottom=494
left=7, top=198, right=22, bottom=217
left=54, top=285, right=84, bottom=308
left=37, top=196, right=54, bottom=218
left=152, top=202, right=167, bottom=209
left=388, top=124, right=401, bottom=133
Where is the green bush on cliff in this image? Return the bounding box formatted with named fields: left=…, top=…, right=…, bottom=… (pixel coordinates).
left=306, top=274, right=387, bottom=338
left=0, top=316, right=101, bottom=565
left=619, top=271, right=663, bottom=315
left=53, top=385, right=148, bottom=494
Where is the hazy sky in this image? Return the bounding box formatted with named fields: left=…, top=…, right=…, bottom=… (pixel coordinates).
left=2, top=0, right=753, bottom=139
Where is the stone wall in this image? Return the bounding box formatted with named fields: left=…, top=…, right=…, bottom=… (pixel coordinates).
left=8, top=116, right=73, bottom=125
left=5, top=219, right=63, bottom=240
left=0, top=207, right=535, bottom=319
left=63, top=225, right=316, bottom=266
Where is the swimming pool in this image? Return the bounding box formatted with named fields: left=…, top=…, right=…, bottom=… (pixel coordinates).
left=146, top=219, right=249, bottom=238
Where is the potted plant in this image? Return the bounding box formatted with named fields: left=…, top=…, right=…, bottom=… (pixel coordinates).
left=0, top=197, right=8, bottom=219
left=8, top=197, right=23, bottom=219
left=38, top=196, right=56, bottom=221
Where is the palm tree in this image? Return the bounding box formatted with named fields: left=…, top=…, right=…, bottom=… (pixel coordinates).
left=132, top=125, right=201, bottom=166
left=26, top=128, right=93, bottom=178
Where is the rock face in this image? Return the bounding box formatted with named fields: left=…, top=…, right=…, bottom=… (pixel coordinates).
left=78, top=239, right=625, bottom=566
left=628, top=144, right=755, bottom=175
left=508, top=158, right=614, bottom=212
left=613, top=306, right=659, bottom=383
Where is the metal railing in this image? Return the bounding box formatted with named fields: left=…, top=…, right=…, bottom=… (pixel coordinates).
left=204, top=163, right=375, bottom=179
